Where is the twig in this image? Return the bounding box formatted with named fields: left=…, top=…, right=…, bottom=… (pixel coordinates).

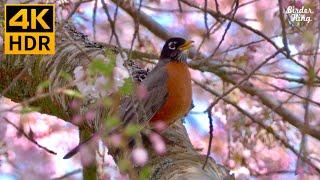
left=110, top=0, right=173, bottom=39
left=214, top=0, right=220, bottom=14
left=202, top=108, right=214, bottom=169
left=177, top=0, right=183, bottom=12
left=259, top=80, right=320, bottom=107
left=204, top=0, right=210, bottom=36
left=193, top=79, right=320, bottom=174
left=101, top=0, right=122, bottom=49
left=180, top=0, right=308, bottom=72
left=221, top=82, right=232, bottom=162
left=205, top=49, right=283, bottom=112
left=278, top=0, right=290, bottom=57
left=295, top=86, right=312, bottom=174
left=60, top=0, right=92, bottom=29
left=3, top=117, right=57, bottom=155
left=92, top=0, right=98, bottom=41
left=207, top=0, right=239, bottom=58
left=141, top=5, right=199, bottom=13
left=127, top=0, right=143, bottom=61
left=314, top=19, right=320, bottom=74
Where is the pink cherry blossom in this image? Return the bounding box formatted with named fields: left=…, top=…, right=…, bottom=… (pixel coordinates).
left=149, top=133, right=166, bottom=154
left=131, top=147, right=148, bottom=166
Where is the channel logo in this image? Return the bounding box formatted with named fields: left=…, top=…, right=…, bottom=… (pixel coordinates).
left=4, top=4, right=55, bottom=54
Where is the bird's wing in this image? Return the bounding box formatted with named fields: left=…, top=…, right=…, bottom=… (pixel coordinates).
left=63, top=63, right=168, bottom=159
left=118, top=63, right=168, bottom=127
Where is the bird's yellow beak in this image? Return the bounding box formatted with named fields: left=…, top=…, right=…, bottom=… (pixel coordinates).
left=179, top=40, right=194, bottom=51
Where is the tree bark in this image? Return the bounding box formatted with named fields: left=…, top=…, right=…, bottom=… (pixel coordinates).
left=147, top=121, right=231, bottom=179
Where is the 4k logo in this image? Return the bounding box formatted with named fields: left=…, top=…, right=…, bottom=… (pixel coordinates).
left=4, top=4, right=55, bottom=54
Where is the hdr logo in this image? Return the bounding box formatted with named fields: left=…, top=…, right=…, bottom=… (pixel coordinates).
left=4, top=4, right=55, bottom=54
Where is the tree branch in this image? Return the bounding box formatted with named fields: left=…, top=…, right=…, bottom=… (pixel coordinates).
left=3, top=117, right=57, bottom=155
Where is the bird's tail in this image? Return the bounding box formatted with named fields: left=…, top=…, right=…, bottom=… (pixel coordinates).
left=63, top=133, right=98, bottom=159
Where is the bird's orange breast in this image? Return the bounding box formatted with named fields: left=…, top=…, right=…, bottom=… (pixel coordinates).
left=150, top=62, right=192, bottom=127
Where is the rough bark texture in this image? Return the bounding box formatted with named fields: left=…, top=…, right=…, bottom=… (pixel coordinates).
left=0, top=23, right=231, bottom=179
left=147, top=121, right=232, bottom=179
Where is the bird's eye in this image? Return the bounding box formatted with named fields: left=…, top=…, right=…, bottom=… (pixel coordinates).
left=168, top=41, right=176, bottom=50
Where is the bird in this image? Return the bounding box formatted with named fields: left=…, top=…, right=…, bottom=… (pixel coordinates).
left=118, top=37, right=193, bottom=131
left=63, top=37, right=193, bottom=159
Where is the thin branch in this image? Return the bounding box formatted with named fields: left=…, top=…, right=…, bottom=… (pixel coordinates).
left=127, top=0, right=143, bottom=60
left=92, top=0, right=98, bottom=41
left=3, top=117, right=57, bottom=155
left=296, top=85, right=312, bottom=174
left=180, top=0, right=308, bottom=72
left=101, top=0, right=122, bottom=49
left=202, top=108, right=214, bottom=169
left=257, top=79, right=320, bottom=107
left=196, top=21, right=221, bottom=56
left=208, top=0, right=239, bottom=58
left=177, top=0, right=183, bottom=12
left=254, top=72, right=319, bottom=86
left=314, top=18, right=320, bottom=74
left=204, top=0, right=210, bottom=36
left=278, top=0, right=290, bottom=57
left=110, top=0, right=173, bottom=39
left=60, top=0, right=92, bottom=28
left=206, top=49, right=283, bottom=112
left=141, top=5, right=199, bottom=13
left=193, top=79, right=320, bottom=174
left=214, top=0, right=220, bottom=14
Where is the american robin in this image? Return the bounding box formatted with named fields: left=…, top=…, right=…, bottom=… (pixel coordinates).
left=64, top=37, right=193, bottom=159
left=119, top=37, right=193, bottom=131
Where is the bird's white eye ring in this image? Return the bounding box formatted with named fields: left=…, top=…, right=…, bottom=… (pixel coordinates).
left=168, top=41, right=176, bottom=50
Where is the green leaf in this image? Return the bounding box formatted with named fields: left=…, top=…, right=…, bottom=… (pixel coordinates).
left=62, top=89, right=83, bottom=99
left=308, top=68, right=316, bottom=84
left=120, top=78, right=134, bottom=95
left=105, top=116, right=120, bottom=130
left=118, top=158, right=131, bottom=172
left=104, top=49, right=117, bottom=62
left=21, top=106, right=41, bottom=114
left=302, top=31, right=314, bottom=44
left=58, top=71, right=72, bottom=81
left=89, top=58, right=115, bottom=77
left=103, top=97, right=112, bottom=106
left=124, top=124, right=142, bottom=136
left=36, top=80, right=51, bottom=92
left=139, top=166, right=151, bottom=180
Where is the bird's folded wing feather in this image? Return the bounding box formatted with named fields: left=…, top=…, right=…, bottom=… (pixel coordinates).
left=119, top=63, right=168, bottom=128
